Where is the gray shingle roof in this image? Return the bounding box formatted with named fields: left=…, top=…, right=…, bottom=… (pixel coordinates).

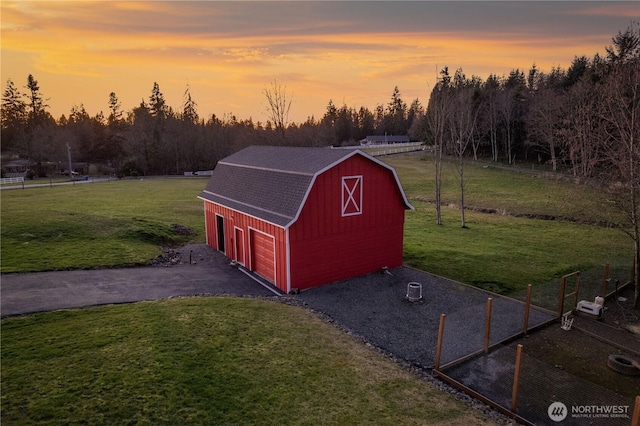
left=198, top=145, right=412, bottom=227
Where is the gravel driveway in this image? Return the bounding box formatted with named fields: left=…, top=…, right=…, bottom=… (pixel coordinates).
left=296, top=266, right=556, bottom=368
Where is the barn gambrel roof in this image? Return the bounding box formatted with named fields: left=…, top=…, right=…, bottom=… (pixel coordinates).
left=198, top=146, right=413, bottom=228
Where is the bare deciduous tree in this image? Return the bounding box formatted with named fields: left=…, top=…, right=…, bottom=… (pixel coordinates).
left=599, top=57, right=640, bottom=307
left=448, top=68, right=479, bottom=228
left=263, top=79, right=292, bottom=139
left=525, top=69, right=564, bottom=171
left=562, top=77, right=604, bottom=177
left=497, top=70, right=525, bottom=165
left=425, top=67, right=451, bottom=225
left=481, top=74, right=501, bottom=162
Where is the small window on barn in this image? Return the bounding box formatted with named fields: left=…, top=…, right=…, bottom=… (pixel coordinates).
left=342, top=176, right=363, bottom=216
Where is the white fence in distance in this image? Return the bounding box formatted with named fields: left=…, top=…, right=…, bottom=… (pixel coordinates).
left=0, top=176, right=25, bottom=185
left=183, top=170, right=214, bottom=177
left=331, top=142, right=426, bottom=156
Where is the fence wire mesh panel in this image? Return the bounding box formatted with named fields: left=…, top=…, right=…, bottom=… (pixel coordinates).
left=438, top=296, right=554, bottom=367
left=442, top=343, right=635, bottom=426
left=511, top=267, right=632, bottom=313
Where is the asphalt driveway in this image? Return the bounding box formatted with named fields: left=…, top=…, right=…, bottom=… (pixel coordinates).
left=1, top=263, right=278, bottom=317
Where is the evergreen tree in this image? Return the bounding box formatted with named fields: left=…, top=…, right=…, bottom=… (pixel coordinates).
left=385, top=86, right=407, bottom=135
left=108, top=92, right=123, bottom=125
left=357, top=106, right=375, bottom=140
left=181, top=85, right=199, bottom=124
left=1, top=79, right=27, bottom=151
left=149, top=82, right=167, bottom=118
left=24, top=74, right=48, bottom=126
left=322, top=99, right=338, bottom=127
left=407, top=98, right=424, bottom=134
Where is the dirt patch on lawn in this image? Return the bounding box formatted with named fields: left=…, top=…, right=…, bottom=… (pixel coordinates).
left=507, top=284, right=640, bottom=398
left=149, top=243, right=227, bottom=267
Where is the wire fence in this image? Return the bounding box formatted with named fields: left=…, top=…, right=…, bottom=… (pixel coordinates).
left=442, top=343, right=635, bottom=425
left=511, top=264, right=634, bottom=313
left=431, top=270, right=639, bottom=425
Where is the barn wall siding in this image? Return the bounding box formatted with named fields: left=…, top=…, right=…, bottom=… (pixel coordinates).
left=289, top=155, right=407, bottom=289
left=203, top=201, right=288, bottom=292
left=289, top=223, right=404, bottom=289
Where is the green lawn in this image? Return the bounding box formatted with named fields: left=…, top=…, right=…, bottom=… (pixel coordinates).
left=1, top=178, right=207, bottom=272
left=384, top=154, right=633, bottom=310
left=1, top=160, right=633, bottom=309
left=1, top=298, right=495, bottom=426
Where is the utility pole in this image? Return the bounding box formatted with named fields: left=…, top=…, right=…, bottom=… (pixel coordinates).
left=66, top=143, right=74, bottom=182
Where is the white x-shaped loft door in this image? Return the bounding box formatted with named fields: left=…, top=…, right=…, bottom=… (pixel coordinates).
left=342, top=176, right=362, bottom=216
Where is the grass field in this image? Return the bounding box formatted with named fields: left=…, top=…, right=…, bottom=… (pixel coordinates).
left=1, top=156, right=634, bottom=424
left=0, top=177, right=206, bottom=272
left=1, top=298, right=495, bottom=425
left=1, top=158, right=633, bottom=307
left=384, top=154, right=632, bottom=309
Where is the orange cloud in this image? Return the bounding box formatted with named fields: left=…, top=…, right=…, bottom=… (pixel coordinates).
left=1, top=1, right=633, bottom=123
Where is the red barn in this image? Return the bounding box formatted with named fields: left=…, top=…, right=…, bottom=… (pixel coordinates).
left=198, top=146, right=413, bottom=293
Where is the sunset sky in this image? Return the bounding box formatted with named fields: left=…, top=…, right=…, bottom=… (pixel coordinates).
left=1, top=1, right=637, bottom=124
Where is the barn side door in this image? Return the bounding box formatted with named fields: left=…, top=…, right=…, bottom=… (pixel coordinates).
left=216, top=214, right=225, bottom=253
left=234, top=227, right=245, bottom=266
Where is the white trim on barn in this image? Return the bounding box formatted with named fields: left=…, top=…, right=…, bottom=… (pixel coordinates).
left=203, top=203, right=210, bottom=246
left=233, top=226, right=246, bottom=266
left=215, top=213, right=226, bottom=255
left=285, top=227, right=292, bottom=294
left=341, top=175, right=363, bottom=217
left=199, top=191, right=292, bottom=226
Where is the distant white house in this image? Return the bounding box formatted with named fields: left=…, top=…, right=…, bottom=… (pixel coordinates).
left=359, top=135, right=410, bottom=146
left=3, top=159, right=34, bottom=175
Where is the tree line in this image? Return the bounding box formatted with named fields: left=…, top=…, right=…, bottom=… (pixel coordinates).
left=1, top=74, right=426, bottom=177
left=2, top=26, right=636, bottom=179
left=422, top=25, right=638, bottom=305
